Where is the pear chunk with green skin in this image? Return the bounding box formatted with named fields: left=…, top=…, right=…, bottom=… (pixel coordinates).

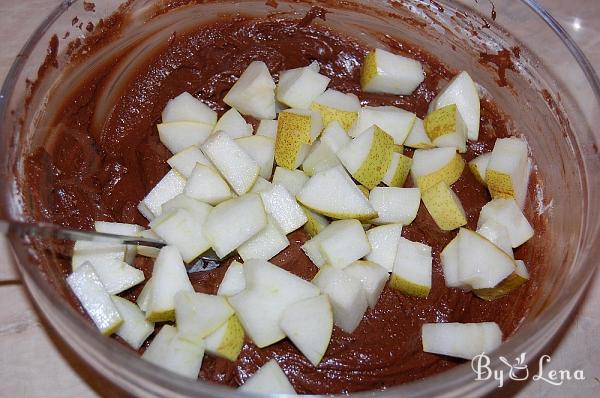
left=424, top=104, right=468, bottom=153
left=369, top=187, right=421, bottom=225
left=382, top=152, right=412, bottom=187
left=422, top=322, right=502, bottom=360
left=318, top=219, right=371, bottom=269
left=474, top=259, right=529, bottom=300
left=456, top=228, right=516, bottom=289
left=320, top=121, right=351, bottom=153
left=275, top=109, right=322, bottom=169
left=158, top=122, right=213, bottom=154
left=421, top=181, right=467, bottom=231
left=184, top=163, right=232, bottom=206
left=239, top=359, right=296, bottom=394
left=223, top=61, right=276, bottom=120
left=360, top=48, right=425, bottom=95
left=94, top=221, right=142, bottom=264
left=256, top=119, right=278, bottom=139
left=312, top=266, right=368, bottom=333
left=302, top=219, right=360, bottom=268
left=201, top=131, right=260, bottom=195
left=111, top=296, right=154, bottom=350
left=390, top=238, right=433, bottom=297
left=440, top=237, right=471, bottom=290
left=276, top=61, right=330, bottom=109
left=404, top=117, right=434, bottom=149
left=145, top=246, right=194, bottom=322
left=485, top=137, right=530, bottom=207
left=302, top=140, right=341, bottom=177
left=297, top=166, right=377, bottom=220
left=344, top=260, right=389, bottom=308
left=213, top=108, right=253, bottom=139
left=237, top=217, right=289, bottom=261
left=310, top=89, right=361, bottom=131
left=349, top=106, right=416, bottom=145
left=365, top=224, right=402, bottom=272
left=279, top=295, right=333, bottom=366
left=236, top=135, right=275, bottom=179
left=272, top=167, right=308, bottom=196
left=175, top=291, right=235, bottom=341
left=337, top=126, right=394, bottom=189
left=162, top=92, right=217, bottom=125
left=167, top=146, right=215, bottom=178
left=468, top=152, right=492, bottom=186
left=67, top=262, right=123, bottom=336
left=217, top=261, right=245, bottom=297
left=302, top=206, right=330, bottom=237
left=430, top=71, right=480, bottom=140
left=205, top=315, right=245, bottom=361
left=260, top=184, right=307, bottom=234
left=138, top=170, right=186, bottom=220
left=204, top=194, right=267, bottom=258
left=478, top=198, right=534, bottom=247
left=410, top=147, right=465, bottom=191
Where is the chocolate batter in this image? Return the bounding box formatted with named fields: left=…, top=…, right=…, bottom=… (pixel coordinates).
left=23, top=10, right=546, bottom=395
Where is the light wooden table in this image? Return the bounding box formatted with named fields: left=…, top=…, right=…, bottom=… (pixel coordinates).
left=0, top=1, right=598, bottom=397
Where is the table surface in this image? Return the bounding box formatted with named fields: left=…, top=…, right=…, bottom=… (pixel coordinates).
left=0, top=1, right=598, bottom=397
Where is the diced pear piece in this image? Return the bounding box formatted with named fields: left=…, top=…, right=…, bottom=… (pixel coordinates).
left=421, top=181, right=467, bottom=230
left=365, top=224, right=402, bottom=272
left=312, top=266, right=368, bottom=333
left=382, top=152, right=412, bottom=187
left=275, top=109, right=322, bottom=169
left=357, top=185, right=370, bottom=198
left=390, top=238, right=432, bottom=297
left=235, top=135, right=275, bottom=179
left=175, top=291, right=234, bottom=341
left=213, top=108, right=253, bottom=139
left=404, top=117, right=433, bottom=149
left=485, top=137, right=530, bottom=207
left=301, top=140, right=341, bottom=176
left=469, top=152, right=492, bottom=186
left=272, top=166, right=308, bottom=195
left=277, top=61, right=330, bottom=109
left=456, top=228, right=516, bottom=289
left=297, top=166, right=377, bottom=221
left=279, top=295, right=333, bottom=366
left=349, top=106, right=416, bottom=145
left=239, top=359, right=296, bottom=394
left=141, top=325, right=176, bottom=365
left=344, top=260, right=389, bottom=308
left=136, top=230, right=162, bottom=258
left=111, top=296, right=154, bottom=350
left=473, top=259, right=529, bottom=301
left=360, top=48, right=425, bottom=95
left=67, top=263, right=123, bottom=335
left=161, top=193, right=212, bottom=220
left=410, top=147, right=465, bottom=191
left=422, top=322, right=502, bottom=360
left=320, top=121, right=351, bottom=153
left=337, top=126, right=394, bottom=189
left=136, top=277, right=154, bottom=312
left=301, top=206, right=330, bottom=237
left=217, top=261, right=246, bottom=297
left=204, top=194, right=267, bottom=258
left=71, top=240, right=125, bottom=270
left=310, top=89, right=360, bottom=131
left=249, top=177, right=273, bottom=194
left=162, top=92, right=217, bottom=125
left=205, top=314, right=245, bottom=361
left=369, top=187, right=421, bottom=225
left=259, top=184, right=307, bottom=234
left=478, top=198, right=534, bottom=247
left=138, top=170, right=186, bottom=220
left=184, top=163, right=232, bottom=205
left=476, top=219, right=514, bottom=258
left=430, top=71, right=480, bottom=140
left=166, top=146, right=214, bottom=178
left=224, top=61, right=276, bottom=120
left=87, top=259, right=145, bottom=295
left=424, top=104, right=467, bottom=153
left=94, top=221, right=142, bottom=264
left=145, top=246, right=194, bottom=322
left=440, top=237, right=470, bottom=289
left=158, top=122, right=213, bottom=154
left=201, top=131, right=259, bottom=195
left=256, top=119, right=278, bottom=139
left=237, top=217, right=289, bottom=261
left=228, top=260, right=320, bottom=347
left=150, top=207, right=211, bottom=263
left=318, top=219, right=371, bottom=269
left=302, top=219, right=356, bottom=267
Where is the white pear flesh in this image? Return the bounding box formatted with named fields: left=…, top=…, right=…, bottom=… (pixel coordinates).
left=365, top=224, right=402, bottom=272
left=166, top=146, right=215, bottom=178
left=236, top=135, right=275, bottom=179
left=237, top=217, right=289, bottom=261
left=410, top=147, right=464, bottom=191
left=422, top=322, right=502, bottom=360
left=390, top=238, right=433, bottom=297
left=320, top=120, right=351, bottom=153
left=485, top=137, right=530, bottom=207
left=204, top=314, right=245, bottom=361
left=136, top=277, right=154, bottom=312
left=249, top=176, right=273, bottom=193
left=71, top=240, right=125, bottom=270
left=157, top=122, right=213, bottom=154
left=86, top=259, right=145, bottom=295
left=302, top=205, right=330, bottom=237
left=272, top=167, right=309, bottom=195
left=344, top=260, right=389, bottom=308
left=174, top=291, right=235, bottom=341
left=310, top=89, right=360, bottom=131
left=184, top=163, right=232, bottom=205
left=478, top=198, right=534, bottom=248
left=136, top=229, right=162, bottom=258
left=223, top=61, right=276, bottom=119
left=138, top=170, right=186, bottom=220
left=162, top=92, right=217, bottom=124
left=217, top=261, right=246, bottom=296
left=161, top=193, right=212, bottom=220
left=318, top=219, right=371, bottom=269
left=94, top=221, right=142, bottom=264
left=277, top=62, right=331, bottom=109
left=213, top=108, right=253, bottom=139
left=349, top=106, right=416, bottom=145
left=256, top=119, right=278, bottom=139
left=360, top=48, right=425, bottom=95
left=369, top=187, right=421, bottom=225
left=301, top=219, right=363, bottom=268
left=239, top=359, right=296, bottom=394
left=476, top=219, right=514, bottom=258
left=404, top=117, right=433, bottom=149
left=440, top=237, right=470, bottom=290
left=260, top=184, right=307, bottom=234
left=381, top=151, right=413, bottom=187
left=111, top=296, right=154, bottom=350
left=301, top=140, right=341, bottom=177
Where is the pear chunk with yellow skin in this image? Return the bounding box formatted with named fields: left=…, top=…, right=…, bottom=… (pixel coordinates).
left=404, top=117, right=433, bottom=149
left=485, top=137, right=530, bottom=207
left=275, top=109, right=322, bottom=169
left=421, top=181, right=467, bottom=231
left=337, top=126, right=394, bottom=189
left=302, top=205, right=330, bottom=237
left=349, top=106, right=416, bottom=145
left=310, top=89, right=361, bottom=131
left=468, top=152, right=492, bottom=186
left=410, top=147, right=465, bottom=191
left=360, top=48, right=425, bottom=95
left=474, top=259, right=529, bottom=300
left=424, top=104, right=467, bottom=153
left=390, top=238, right=433, bottom=297
left=205, top=315, right=245, bottom=361
left=382, top=152, right=412, bottom=187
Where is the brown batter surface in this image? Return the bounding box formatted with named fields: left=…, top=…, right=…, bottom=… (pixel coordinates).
left=24, top=11, right=546, bottom=394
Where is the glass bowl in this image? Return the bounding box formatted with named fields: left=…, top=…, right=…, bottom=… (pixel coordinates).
left=0, top=0, right=598, bottom=396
